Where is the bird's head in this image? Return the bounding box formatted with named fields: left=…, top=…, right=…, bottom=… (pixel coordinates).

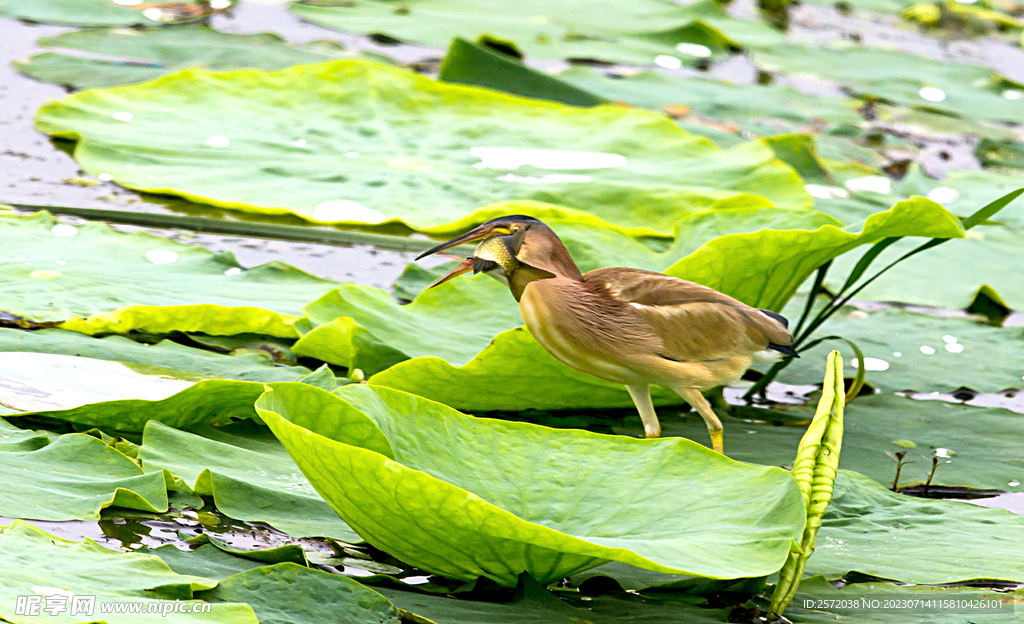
left=415, top=215, right=569, bottom=300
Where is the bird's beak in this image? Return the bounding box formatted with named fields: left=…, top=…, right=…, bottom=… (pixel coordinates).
left=426, top=257, right=475, bottom=289
left=414, top=224, right=507, bottom=261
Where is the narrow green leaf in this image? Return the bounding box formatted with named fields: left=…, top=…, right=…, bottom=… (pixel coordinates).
left=960, top=188, right=1023, bottom=230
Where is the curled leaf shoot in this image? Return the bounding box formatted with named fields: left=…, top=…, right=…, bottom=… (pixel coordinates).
left=769, top=350, right=845, bottom=619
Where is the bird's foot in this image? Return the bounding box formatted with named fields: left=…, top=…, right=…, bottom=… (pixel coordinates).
left=644, top=427, right=661, bottom=439
left=709, top=429, right=724, bottom=455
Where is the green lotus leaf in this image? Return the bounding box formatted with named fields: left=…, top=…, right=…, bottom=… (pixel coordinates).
left=183, top=534, right=306, bottom=565
left=198, top=563, right=402, bottom=624
left=370, top=327, right=681, bottom=410
left=788, top=575, right=1020, bottom=624
left=809, top=471, right=1024, bottom=583
left=0, top=520, right=257, bottom=624
left=663, top=196, right=964, bottom=312
left=0, top=328, right=311, bottom=383
left=811, top=164, right=1024, bottom=226
left=0, top=432, right=168, bottom=521
left=16, top=26, right=352, bottom=90
left=294, top=276, right=521, bottom=374
left=778, top=306, right=1024, bottom=394
left=557, top=66, right=1017, bottom=144
left=564, top=472, right=1024, bottom=585
left=142, top=544, right=267, bottom=582
left=34, top=60, right=810, bottom=235
left=0, top=352, right=264, bottom=432
left=439, top=36, right=1016, bottom=161
left=602, top=391, right=1023, bottom=492
left=828, top=223, right=1024, bottom=310
left=439, top=37, right=607, bottom=107
left=378, top=574, right=736, bottom=624
left=0, top=417, right=50, bottom=452
left=139, top=420, right=360, bottom=542
left=0, top=212, right=335, bottom=338
left=0, top=0, right=208, bottom=26
left=754, top=45, right=1024, bottom=124
left=291, top=0, right=784, bottom=65
left=806, top=168, right=1024, bottom=308
left=256, top=382, right=805, bottom=586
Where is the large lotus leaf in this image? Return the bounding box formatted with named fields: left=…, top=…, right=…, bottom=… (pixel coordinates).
left=789, top=575, right=1020, bottom=624
left=599, top=393, right=1023, bottom=493
left=300, top=199, right=958, bottom=381
left=0, top=520, right=257, bottom=624
left=34, top=60, right=810, bottom=235
left=778, top=306, right=1024, bottom=394
left=827, top=223, right=1024, bottom=310
left=809, top=471, right=1024, bottom=583
left=0, top=328, right=311, bottom=383
left=556, top=66, right=1016, bottom=144
left=294, top=278, right=519, bottom=374
left=663, top=196, right=964, bottom=312
left=0, top=352, right=261, bottom=432
left=921, top=169, right=1024, bottom=230
left=256, top=382, right=805, bottom=586
left=0, top=0, right=206, bottom=26
left=0, top=212, right=334, bottom=338
left=560, top=472, right=1024, bottom=585
left=142, top=544, right=266, bottom=582
left=138, top=420, right=360, bottom=542
left=198, top=563, right=402, bottom=624
left=439, top=39, right=1012, bottom=152
left=291, top=0, right=784, bottom=65
left=377, top=576, right=735, bottom=624
left=16, top=26, right=351, bottom=90
left=810, top=164, right=1024, bottom=225
left=754, top=45, right=1024, bottom=124
left=0, top=416, right=50, bottom=452
left=370, top=327, right=681, bottom=410
left=805, top=169, right=1024, bottom=308
left=382, top=572, right=1019, bottom=624
left=438, top=37, right=608, bottom=107
left=560, top=66, right=862, bottom=128
left=0, top=432, right=168, bottom=521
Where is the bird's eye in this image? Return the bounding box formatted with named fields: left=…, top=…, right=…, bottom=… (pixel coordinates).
left=510, top=225, right=521, bottom=233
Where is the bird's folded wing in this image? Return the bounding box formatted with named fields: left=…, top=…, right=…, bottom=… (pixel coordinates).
left=583, top=267, right=791, bottom=363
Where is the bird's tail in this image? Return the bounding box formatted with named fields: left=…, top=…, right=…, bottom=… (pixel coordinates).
left=758, top=309, right=799, bottom=358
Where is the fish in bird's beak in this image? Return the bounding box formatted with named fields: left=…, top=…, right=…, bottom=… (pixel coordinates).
left=417, top=222, right=517, bottom=289
left=417, top=220, right=556, bottom=299
left=424, top=236, right=517, bottom=289
left=414, top=222, right=513, bottom=261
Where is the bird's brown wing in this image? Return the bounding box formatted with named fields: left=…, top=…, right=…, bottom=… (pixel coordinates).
left=583, top=267, right=792, bottom=362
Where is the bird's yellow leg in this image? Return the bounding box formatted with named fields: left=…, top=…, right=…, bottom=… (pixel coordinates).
left=676, top=387, right=725, bottom=455
left=626, top=384, right=661, bottom=438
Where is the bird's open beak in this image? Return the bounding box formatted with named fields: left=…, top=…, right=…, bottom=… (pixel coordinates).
left=414, top=223, right=508, bottom=261
left=426, top=257, right=476, bottom=289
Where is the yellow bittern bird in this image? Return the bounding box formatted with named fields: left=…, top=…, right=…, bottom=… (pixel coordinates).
left=416, top=216, right=797, bottom=454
